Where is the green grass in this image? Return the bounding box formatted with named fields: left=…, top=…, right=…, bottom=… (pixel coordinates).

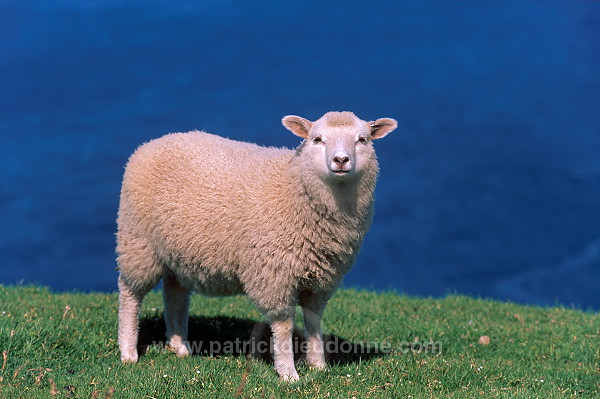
left=0, top=285, right=598, bottom=398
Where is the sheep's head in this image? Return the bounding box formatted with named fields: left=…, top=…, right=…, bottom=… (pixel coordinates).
left=282, top=111, right=397, bottom=182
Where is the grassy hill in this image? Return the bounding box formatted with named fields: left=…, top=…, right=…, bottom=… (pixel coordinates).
left=0, top=285, right=598, bottom=398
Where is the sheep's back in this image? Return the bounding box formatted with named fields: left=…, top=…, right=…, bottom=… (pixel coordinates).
left=119, top=131, right=294, bottom=269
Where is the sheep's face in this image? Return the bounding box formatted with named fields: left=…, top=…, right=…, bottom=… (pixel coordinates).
left=282, top=112, right=397, bottom=182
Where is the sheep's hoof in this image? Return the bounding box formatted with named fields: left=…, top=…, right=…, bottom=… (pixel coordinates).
left=281, top=371, right=300, bottom=383
left=168, top=342, right=191, bottom=357
left=120, top=350, right=139, bottom=363
left=175, top=348, right=190, bottom=358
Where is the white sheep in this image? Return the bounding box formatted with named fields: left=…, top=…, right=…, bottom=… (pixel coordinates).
left=116, top=111, right=397, bottom=381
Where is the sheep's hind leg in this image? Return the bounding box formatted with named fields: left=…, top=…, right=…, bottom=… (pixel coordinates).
left=117, top=229, right=163, bottom=363
left=118, top=276, right=150, bottom=363
left=163, top=273, right=191, bottom=357
left=300, top=291, right=330, bottom=370
left=270, top=307, right=299, bottom=382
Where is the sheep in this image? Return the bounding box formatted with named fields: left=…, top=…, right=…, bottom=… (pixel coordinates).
left=116, top=111, right=397, bottom=381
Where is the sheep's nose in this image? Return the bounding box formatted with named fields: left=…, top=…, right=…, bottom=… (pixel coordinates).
left=333, top=155, right=350, bottom=166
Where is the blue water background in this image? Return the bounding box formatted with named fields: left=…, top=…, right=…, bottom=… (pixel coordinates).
left=1, top=1, right=599, bottom=310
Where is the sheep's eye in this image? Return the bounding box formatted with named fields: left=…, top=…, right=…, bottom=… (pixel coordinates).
left=357, top=137, right=368, bottom=145
left=312, top=137, right=323, bottom=144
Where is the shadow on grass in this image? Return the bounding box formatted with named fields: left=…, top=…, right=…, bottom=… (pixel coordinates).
left=138, top=314, right=387, bottom=366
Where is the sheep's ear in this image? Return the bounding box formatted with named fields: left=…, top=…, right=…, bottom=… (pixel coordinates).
left=369, top=118, right=397, bottom=139
left=282, top=115, right=312, bottom=139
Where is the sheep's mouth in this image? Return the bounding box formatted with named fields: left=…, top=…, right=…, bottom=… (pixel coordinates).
left=330, top=169, right=351, bottom=177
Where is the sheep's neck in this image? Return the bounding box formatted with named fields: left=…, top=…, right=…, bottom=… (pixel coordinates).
left=293, top=168, right=376, bottom=226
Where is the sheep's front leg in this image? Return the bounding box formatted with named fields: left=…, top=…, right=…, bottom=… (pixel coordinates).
left=270, top=308, right=299, bottom=382
left=300, top=291, right=330, bottom=370
left=163, top=273, right=191, bottom=357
